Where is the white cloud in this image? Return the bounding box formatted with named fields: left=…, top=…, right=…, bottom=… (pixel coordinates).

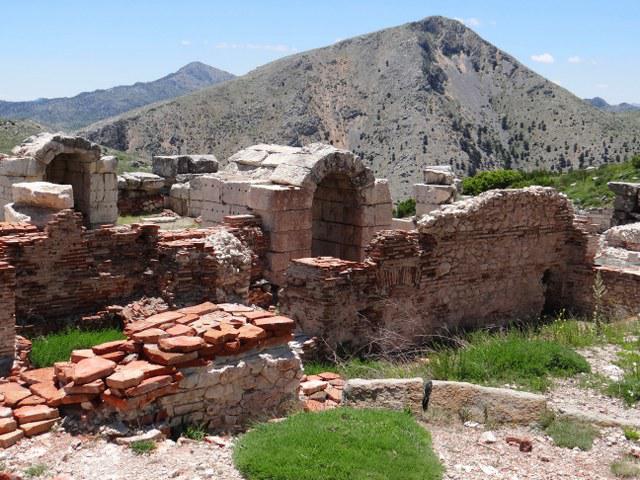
left=214, top=42, right=297, bottom=53
left=453, top=17, right=481, bottom=27
left=568, top=56, right=582, bottom=64
left=180, top=40, right=191, bottom=46
left=531, top=53, right=555, bottom=64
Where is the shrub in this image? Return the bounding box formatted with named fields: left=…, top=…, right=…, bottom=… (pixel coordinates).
left=30, top=328, right=126, bottom=368
left=393, top=198, right=416, bottom=218
left=24, top=464, right=48, bottom=478
left=461, top=169, right=524, bottom=195
left=234, top=408, right=443, bottom=480
left=611, top=457, right=640, bottom=478
left=130, top=440, right=157, bottom=455
left=632, top=155, right=640, bottom=170
left=182, top=424, right=207, bottom=441
left=545, top=418, right=599, bottom=450
left=429, top=331, right=590, bottom=391
left=624, top=427, right=640, bottom=442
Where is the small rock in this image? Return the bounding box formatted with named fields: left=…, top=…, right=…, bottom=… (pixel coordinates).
left=479, top=431, right=497, bottom=444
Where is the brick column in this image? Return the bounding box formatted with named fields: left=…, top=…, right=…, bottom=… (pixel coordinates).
left=0, top=262, right=15, bottom=377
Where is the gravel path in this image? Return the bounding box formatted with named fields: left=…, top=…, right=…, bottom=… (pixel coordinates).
left=428, top=422, right=631, bottom=480
left=0, top=430, right=243, bottom=480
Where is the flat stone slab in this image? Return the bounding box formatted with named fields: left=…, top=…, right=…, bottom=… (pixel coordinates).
left=120, top=172, right=166, bottom=192
left=424, top=380, right=547, bottom=425
left=12, top=181, right=73, bottom=209
left=342, top=378, right=424, bottom=416
left=4, top=203, right=62, bottom=228
left=72, top=357, right=116, bottom=385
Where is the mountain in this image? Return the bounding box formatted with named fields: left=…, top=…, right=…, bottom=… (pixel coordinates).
left=585, top=97, right=640, bottom=113
left=0, top=118, right=44, bottom=154
left=83, top=17, right=640, bottom=199
left=0, top=62, right=235, bottom=131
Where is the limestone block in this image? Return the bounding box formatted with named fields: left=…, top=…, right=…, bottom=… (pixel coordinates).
left=247, top=184, right=313, bottom=211
left=152, top=154, right=218, bottom=178
left=342, top=378, right=424, bottom=416
left=221, top=180, right=253, bottom=206
left=414, top=184, right=456, bottom=205
left=0, top=157, right=43, bottom=177
left=374, top=203, right=393, bottom=226
left=360, top=179, right=392, bottom=205
left=190, top=175, right=222, bottom=203
left=391, top=217, right=416, bottom=230
left=12, top=182, right=73, bottom=210
left=120, top=172, right=165, bottom=193
left=229, top=149, right=269, bottom=167
left=352, top=206, right=376, bottom=227
left=252, top=208, right=312, bottom=232
left=269, top=229, right=313, bottom=252
left=424, top=166, right=456, bottom=185
left=425, top=380, right=547, bottom=425
left=415, top=203, right=440, bottom=217
left=266, top=250, right=310, bottom=275
left=270, top=163, right=313, bottom=188
left=96, top=156, right=118, bottom=174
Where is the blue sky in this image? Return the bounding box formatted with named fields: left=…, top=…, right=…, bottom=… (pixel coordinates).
left=0, top=0, right=638, bottom=104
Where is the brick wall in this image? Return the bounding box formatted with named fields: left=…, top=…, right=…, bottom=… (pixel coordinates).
left=281, top=188, right=594, bottom=352
left=0, top=262, right=15, bottom=376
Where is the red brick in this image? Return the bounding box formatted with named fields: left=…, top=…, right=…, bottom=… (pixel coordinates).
left=53, top=362, right=74, bottom=384
left=100, top=351, right=127, bottom=363
left=0, top=429, right=23, bottom=448
left=222, top=341, right=241, bottom=355
left=203, top=324, right=238, bottom=345
left=72, top=357, right=116, bottom=385
left=119, top=360, right=174, bottom=379
left=70, top=349, right=95, bottom=363
left=178, top=302, right=218, bottom=316
left=13, top=405, right=59, bottom=424
left=142, top=344, right=198, bottom=366
left=16, top=395, right=46, bottom=407
left=92, top=340, right=127, bottom=355
left=19, top=367, right=55, bottom=385
left=106, top=369, right=144, bottom=390
left=252, top=315, right=295, bottom=331
left=304, top=399, right=326, bottom=412
left=326, top=387, right=342, bottom=403
left=240, top=310, right=275, bottom=321
left=20, top=417, right=59, bottom=437
left=0, top=418, right=17, bottom=434
left=165, top=324, right=195, bottom=337
left=0, top=383, right=31, bottom=407
left=59, top=393, right=97, bottom=405
left=131, top=328, right=170, bottom=343
left=158, top=335, right=204, bottom=353
left=29, top=382, right=63, bottom=406
left=124, top=375, right=172, bottom=397
left=174, top=313, right=200, bottom=325
left=63, top=379, right=105, bottom=395
left=237, top=324, right=267, bottom=345
left=318, top=372, right=342, bottom=381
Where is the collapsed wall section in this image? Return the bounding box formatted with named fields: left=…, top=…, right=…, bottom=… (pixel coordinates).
left=0, top=261, right=15, bottom=377
left=281, top=187, right=589, bottom=351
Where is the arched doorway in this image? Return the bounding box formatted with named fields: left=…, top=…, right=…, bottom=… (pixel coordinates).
left=311, top=172, right=365, bottom=261
left=44, top=154, right=91, bottom=218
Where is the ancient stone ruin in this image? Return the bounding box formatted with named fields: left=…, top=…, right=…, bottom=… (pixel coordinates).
left=0, top=133, right=118, bottom=226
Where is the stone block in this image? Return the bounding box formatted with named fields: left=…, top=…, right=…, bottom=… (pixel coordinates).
left=96, top=155, right=118, bottom=174
left=247, top=184, right=313, bottom=211
left=425, top=380, right=547, bottom=425
left=0, top=428, right=23, bottom=448
left=221, top=180, right=253, bottom=206
left=360, top=179, right=392, bottom=205
left=0, top=156, right=43, bottom=177
left=253, top=209, right=312, bottom=232
left=414, top=184, right=456, bottom=205
left=269, top=229, right=312, bottom=252
left=12, top=182, right=73, bottom=210
left=4, top=203, right=60, bottom=228
left=120, top=172, right=165, bottom=193
left=374, top=203, right=393, bottom=226
left=342, top=378, right=424, bottom=416
left=423, top=166, right=455, bottom=185
left=190, top=175, right=223, bottom=203
left=270, top=163, right=313, bottom=188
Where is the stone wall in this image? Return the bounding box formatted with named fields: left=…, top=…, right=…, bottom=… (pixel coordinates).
left=0, top=211, right=267, bottom=329
left=0, top=134, right=118, bottom=226
left=281, top=187, right=591, bottom=352
left=609, top=182, right=640, bottom=226
left=117, top=172, right=166, bottom=215
left=414, top=165, right=459, bottom=216
left=0, top=261, right=15, bottom=376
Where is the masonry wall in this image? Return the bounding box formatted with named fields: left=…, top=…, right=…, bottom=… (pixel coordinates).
left=0, top=262, right=15, bottom=376
left=0, top=210, right=267, bottom=329
left=281, top=188, right=592, bottom=352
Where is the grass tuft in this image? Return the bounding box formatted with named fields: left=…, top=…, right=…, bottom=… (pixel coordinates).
left=545, top=418, right=599, bottom=450
left=625, top=428, right=640, bottom=442
left=24, top=464, right=48, bottom=478
left=30, top=328, right=126, bottom=368
left=611, top=457, right=640, bottom=478
left=130, top=440, right=157, bottom=455
left=234, top=408, right=443, bottom=480
left=182, top=424, right=207, bottom=441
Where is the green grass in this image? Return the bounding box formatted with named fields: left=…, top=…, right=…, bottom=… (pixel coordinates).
left=130, top=440, right=157, bottom=455
left=234, top=408, right=443, bottom=480
left=608, top=351, right=640, bottom=405
left=625, top=428, right=640, bottom=442
left=24, top=464, right=48, bottom=478
left=30, top=327, right=126, bottom=368
left=462, top=155, right=640, bottom=208
left=611, top=457, right=640, bottom=478
left=428, top=331, right=590, bottom=391
left=182, top=424, right=207, bottom=441
left=545, top=418, right=599, bottom=450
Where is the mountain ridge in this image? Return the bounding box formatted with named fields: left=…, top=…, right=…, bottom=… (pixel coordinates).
left=82, top=16, right=640, bottom=199
left=584, top=97, right=640, bottom=113
left=0, top=62, right=235, bottom=131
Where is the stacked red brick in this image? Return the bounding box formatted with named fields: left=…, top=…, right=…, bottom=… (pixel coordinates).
left=300, top=372, right=345, bottom=412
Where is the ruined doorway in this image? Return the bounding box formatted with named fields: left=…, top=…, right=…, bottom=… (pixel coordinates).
left=44, top=154, right=90, bottom=218
left=311, top=173, right=365, bottom=261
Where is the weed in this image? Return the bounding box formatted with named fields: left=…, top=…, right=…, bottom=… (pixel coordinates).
left=545, top=418, right=599, bottom=450
left=183, top=424, right=207, bottom=441
left=624, top=428, right=640, bottom=442
left=24, top=464, right=48, bottom=478
left=611, top=457, right=640, bottom=478
left=130, top=440, right=157, bottom=455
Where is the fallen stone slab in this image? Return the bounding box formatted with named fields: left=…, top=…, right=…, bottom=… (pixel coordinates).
left=424, top=380, right=547, bottom=425
left=63, top=379, right=106, bottom=395
left=114, top=428, right=164, bottom=445
left=72, top=357, right=117, bottom=385
left=158, top=335, right=204, bottom=353
left=300, top=380, right=328, bottom=396
left=20, top=367, right=55, bottom=385
left=342, top=378, right=424, bottom=416
left=29, top=382, right=63, bottom=405
left=0, top=429, right=23, bottom=448
left=142, top=344, right=198, bottom=366
left=12, top=181, right=73, bottom=210
left=106, top=369, right=144, bottom=390
left=70, top=349, right=95, bottom=363
left=92, top=340, right=127, bottom=356
left=554, top=405, right=640, bottom=430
